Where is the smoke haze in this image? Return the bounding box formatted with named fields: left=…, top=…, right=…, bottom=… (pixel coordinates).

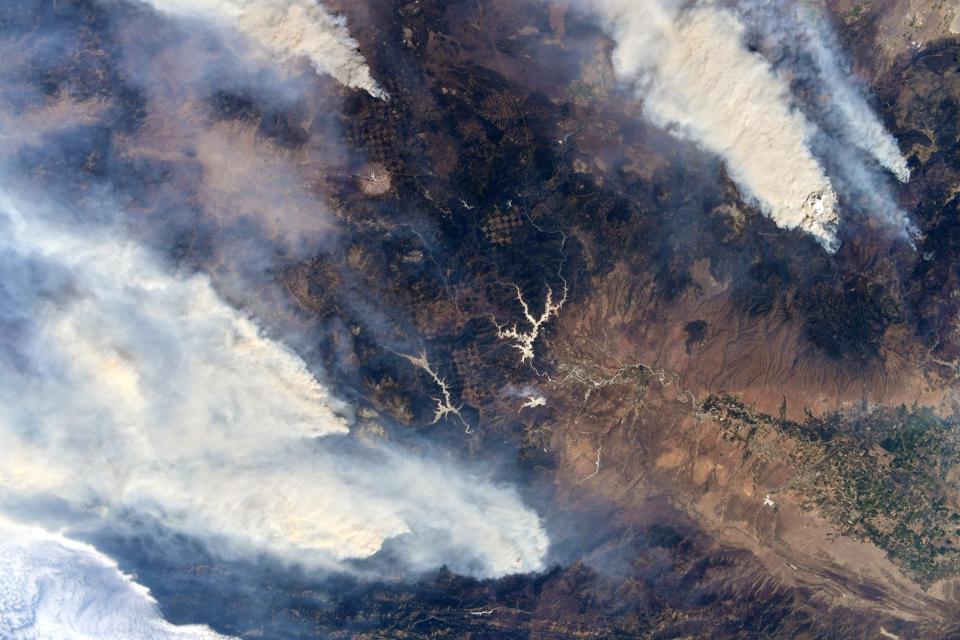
left=0, top=188, right=548, bottom=579
left=734, top=0, right=910, bottom=184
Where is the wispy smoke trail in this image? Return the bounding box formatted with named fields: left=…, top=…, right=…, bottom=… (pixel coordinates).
left=0, top=517, right=235, bottom=639
left=0, top=0, right=547, bottom=586
left=139, top=0, right=387, bottom=98
left=594, top=0, right=839, bottom=249
left=732, top=0, right=912, bottom=236
left=0, top=191, right=547, bottom=579
left=735, top=0, right=910, bottom=184
left=586, top=0, right=912, bottom=249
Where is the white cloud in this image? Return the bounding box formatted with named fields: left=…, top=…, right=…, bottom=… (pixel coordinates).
left=594, top=0, right=839, bottom=248
left=0, top=191, right=547, bottom=579
left=0, top=517, right=234, bottom=640
left=140, top=0, right=387, bottom=98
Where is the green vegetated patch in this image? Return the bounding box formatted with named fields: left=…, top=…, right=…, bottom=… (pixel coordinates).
left=702, top=396, right=960, bottom=587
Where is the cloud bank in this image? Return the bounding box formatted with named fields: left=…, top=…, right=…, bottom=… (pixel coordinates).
left=588, top=0, right=911, bottom=249
left=0, top=191, right=547, bottom=579
left=140, top=0, right=386, bottom=98
left=0, top=517, right=233, bottom=640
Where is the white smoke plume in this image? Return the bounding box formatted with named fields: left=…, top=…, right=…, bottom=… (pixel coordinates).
left=139, top=0, right=387, bottom=99
left=731, top=0, right=913, bottom=236
left=587, top=0, right=911, bottom=249
left=593, top=0, right=839, bottom=248
left=734, top=0, right=910, bottom=184
left=0, top=517, right=233, bottom=640
left=0, top=191, right=547, bottom=579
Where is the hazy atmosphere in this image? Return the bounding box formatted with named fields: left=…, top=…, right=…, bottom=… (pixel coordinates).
left=3, top=0, right=960, bottom=638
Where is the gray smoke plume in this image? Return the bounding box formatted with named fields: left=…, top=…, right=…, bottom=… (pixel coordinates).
left=584, top=0, right=912, bottom=249
left=139, top=0, right=386, bottom=98
left=734, top=0, right=910, bottom=183
left=0, top=0, right=549, bottom=595
left=0, top=188, right=548, bottom=578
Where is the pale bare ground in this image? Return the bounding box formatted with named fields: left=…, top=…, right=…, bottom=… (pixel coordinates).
left=542, top=369, right=957, bottom=630
left=543, top=252, right=960, bottom=625
left=555, top=258, right=958, bottom=422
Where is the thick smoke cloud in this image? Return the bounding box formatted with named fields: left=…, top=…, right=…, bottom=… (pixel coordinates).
left=732, top=0, right=913, bottom=237
left=734, top=1, right=910, bottom=183
left=0, top=517, right=234, bottom=639
left=139, top=0, right=386, bottom=98
left=0, top=190, right=547, bottom=579
left=586, top=0, right=911, bottom=249
left=0, top=0, right=549, bottom=600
